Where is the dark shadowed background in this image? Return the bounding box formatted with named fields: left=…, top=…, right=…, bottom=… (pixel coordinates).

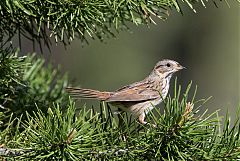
left=19, top=2, right=239, bottom=117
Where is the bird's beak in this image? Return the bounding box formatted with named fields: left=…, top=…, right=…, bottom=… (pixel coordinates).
left=177, top=64, right=186, bottom=70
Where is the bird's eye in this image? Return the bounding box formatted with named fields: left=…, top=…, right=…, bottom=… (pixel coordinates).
left=166, top=63, right=171, bottom=67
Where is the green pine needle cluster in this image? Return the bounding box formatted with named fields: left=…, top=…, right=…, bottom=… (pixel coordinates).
left=0, top=48, right=68, bottom=131
left=0, top=0, right=225, bottom=48
left=0, top=50, right=240, bottom=160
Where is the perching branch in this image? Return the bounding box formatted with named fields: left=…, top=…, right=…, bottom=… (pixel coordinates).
left=0, top=74, right=239, bottom=160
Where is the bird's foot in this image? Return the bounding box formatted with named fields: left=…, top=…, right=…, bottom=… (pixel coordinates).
left=138, top=113, right=147, bottom=124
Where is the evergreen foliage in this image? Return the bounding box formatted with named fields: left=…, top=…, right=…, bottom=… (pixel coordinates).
left=0, top=0, right=226, bottom=48
left=0, top=49, right=68, bottom=130
left=1, top=80, right=240, bottom=160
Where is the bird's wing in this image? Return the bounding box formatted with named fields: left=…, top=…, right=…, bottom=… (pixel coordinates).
left=115, top=79, right=153, bottom=91
left=106, top=80, right=160, bottom=102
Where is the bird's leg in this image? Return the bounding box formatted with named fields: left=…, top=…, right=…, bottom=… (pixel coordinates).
left=139, top=113, right=157, bottom=127
left=117, top=108, right=124, bottom=127
left=138, top=113, right=147, bottom=124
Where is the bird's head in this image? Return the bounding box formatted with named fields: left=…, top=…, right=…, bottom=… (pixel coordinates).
left=153, top=59, right=185, bottom=78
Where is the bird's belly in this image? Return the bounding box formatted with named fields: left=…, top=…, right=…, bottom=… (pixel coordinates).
left=142, top=98, right=163, bottom=114
left=111, top=97, right=163, bottom=116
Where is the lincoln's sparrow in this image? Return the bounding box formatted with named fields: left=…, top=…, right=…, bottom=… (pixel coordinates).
left=66, top=59, right=185, bottom=124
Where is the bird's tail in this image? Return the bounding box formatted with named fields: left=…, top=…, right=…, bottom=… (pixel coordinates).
left=65, top=87, right=111, bottom=100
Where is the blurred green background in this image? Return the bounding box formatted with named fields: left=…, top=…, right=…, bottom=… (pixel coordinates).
left=20, top=2, right=239, bottom=116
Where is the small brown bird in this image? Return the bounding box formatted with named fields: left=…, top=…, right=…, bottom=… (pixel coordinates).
left=66, top=59, right=185, bottom=124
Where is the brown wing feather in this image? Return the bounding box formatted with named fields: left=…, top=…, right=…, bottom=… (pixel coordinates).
left=115, top=78, right=153, bottom=91
left=106, top=80, right=160, bottom=102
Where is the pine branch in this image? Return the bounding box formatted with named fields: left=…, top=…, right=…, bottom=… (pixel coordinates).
left=0, top=0, right=232, bottom=49
left=0, top=50, right=239, bottom=160
left=0, top=49, right=68, bottom=131
left=1, top=81, right=240, bottom=160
